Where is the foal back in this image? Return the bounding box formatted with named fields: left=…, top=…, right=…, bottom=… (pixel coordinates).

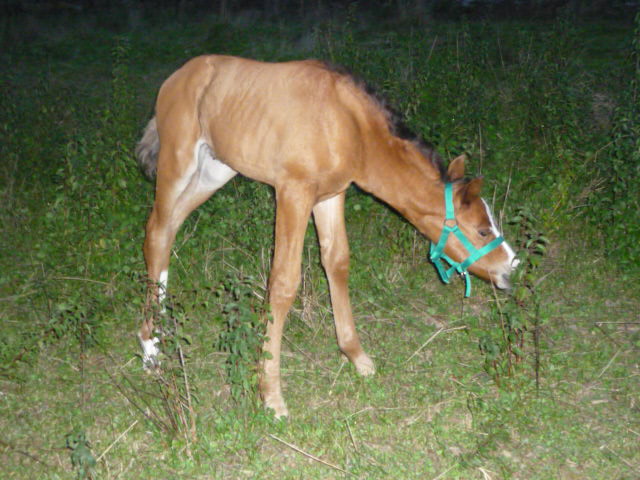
left=154, top=55, right=378, bottom=196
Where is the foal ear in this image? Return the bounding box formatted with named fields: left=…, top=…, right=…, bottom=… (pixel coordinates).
left=461, top=177, right=484, bottom=204
left=447, top=154, right=467, bottom=181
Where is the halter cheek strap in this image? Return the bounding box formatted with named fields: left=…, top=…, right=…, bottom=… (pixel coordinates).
left=429, top=182, right=505, bottom=297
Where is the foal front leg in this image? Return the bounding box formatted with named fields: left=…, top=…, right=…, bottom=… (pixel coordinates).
left=313, top=193, right=374, bottom=376
left=260, top=185, right=315, bottom=418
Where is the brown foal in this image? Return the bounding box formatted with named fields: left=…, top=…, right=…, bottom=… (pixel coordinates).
left=136, top=55, right=517, bottom=417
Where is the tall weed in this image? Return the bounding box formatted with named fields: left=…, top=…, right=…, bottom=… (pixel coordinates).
left=109, top=297, right=197, bottom=452
left=479, top=207, right=549, bottom=387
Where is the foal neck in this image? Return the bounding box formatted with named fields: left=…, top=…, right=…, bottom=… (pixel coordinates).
left=357, top=138, right=445, bottom=233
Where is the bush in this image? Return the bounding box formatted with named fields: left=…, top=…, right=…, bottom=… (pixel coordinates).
left=586, top=11, right=640, bottom=268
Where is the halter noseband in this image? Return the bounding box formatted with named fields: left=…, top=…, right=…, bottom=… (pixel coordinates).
left=429, top=182, right=505, bottom=297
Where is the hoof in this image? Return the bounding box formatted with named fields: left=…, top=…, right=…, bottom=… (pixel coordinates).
left=353, top=353, right=375, bottom=376
left=139, top=335, right=161, bottom=370
left=264, top=396, right=289, bottom=419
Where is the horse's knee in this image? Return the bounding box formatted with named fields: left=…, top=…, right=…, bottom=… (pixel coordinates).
left=319, top=244, right=350, bottom=279
left=268, top=269, right=301, bottom=310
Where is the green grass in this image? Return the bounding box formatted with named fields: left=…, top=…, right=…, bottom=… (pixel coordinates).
left=1, top=7, right=639, bottom=480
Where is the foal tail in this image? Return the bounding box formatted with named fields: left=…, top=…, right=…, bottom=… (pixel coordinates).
left=136, top=117, right=159, bottom=180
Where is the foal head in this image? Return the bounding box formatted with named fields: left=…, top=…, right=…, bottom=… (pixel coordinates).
left=432, top=155, right=518, bottom=290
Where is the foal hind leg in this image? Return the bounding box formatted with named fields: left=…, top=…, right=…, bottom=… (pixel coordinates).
left=141, top=142, right=236, bottom=367
left=313, top=193, right=374, bottom=376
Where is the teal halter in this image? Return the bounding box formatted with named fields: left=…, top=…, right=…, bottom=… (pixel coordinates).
left=429, top=182, right=505, bottom=297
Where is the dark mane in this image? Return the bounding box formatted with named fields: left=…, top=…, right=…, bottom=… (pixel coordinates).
left=318, top=60, right=448, bottom=182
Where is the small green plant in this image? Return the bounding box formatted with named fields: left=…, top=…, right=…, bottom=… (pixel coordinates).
left=216, top=274, right=268, bottom=410
left=65, top=428, right=96, bottom=480
left=48, top=299, right=99, bottom=350
left=479, top=207, right=549, bottom=387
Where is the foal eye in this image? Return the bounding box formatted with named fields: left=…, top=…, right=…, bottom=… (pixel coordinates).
left=478, top=229, right=490, bottom=238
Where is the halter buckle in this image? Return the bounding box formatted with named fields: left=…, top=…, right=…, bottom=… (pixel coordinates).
left=443, top=218, right=457, bottom=229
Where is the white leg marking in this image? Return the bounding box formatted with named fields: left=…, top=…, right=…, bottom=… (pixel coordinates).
left=141, top=270, right=167, bottom=369
left=158, top=269, right=168, bottom=306
left=158, top=269, right=168, bottom=315
left=139, top=334, right=160, bottom=369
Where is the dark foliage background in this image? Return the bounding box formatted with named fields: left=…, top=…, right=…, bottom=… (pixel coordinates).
left=2, top=0, right=638, bottom=20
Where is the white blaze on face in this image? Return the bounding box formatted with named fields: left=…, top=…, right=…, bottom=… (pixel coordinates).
left=481, top=199, right=519, bottom=277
